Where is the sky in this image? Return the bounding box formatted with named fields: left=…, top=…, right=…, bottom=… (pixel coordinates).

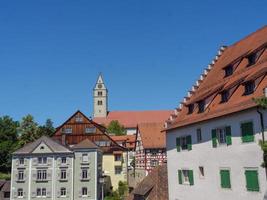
left=0, top=0, right=267, bottom=126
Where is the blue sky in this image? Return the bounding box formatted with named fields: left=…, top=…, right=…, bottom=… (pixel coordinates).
left=0, top=0, right=267, bottom=126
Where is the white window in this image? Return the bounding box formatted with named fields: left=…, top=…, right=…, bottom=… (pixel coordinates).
left=82, top=154, right=89, bottom=162
left=37, top=188, right=46, bottom=197
left=38, top=157, right=47, bottom=164
left=182, top=170, right=190, bottom=184
left=85, top=127, right=96, bottom=134
left=82, top=169, right=88, bottom=179
left=17, top=188, right=23, bottom=198
left=216, top=127, right=226, bottom=144
left=199, top=166, right=204, bottom=178
left=180, top=137, right=188, bottom=150
left=82, top=187, right=87, bottom=196
left=60, top=170, right=66, bottom=180
left=60, top=188, right=66, bottom=197
left=18, top=170, right=24, bottom=181
left=19, top=158, right=24, bottom=165
left=61, top=157, right=66, bottom=164
left=75, top=116, right=83, bottom=122
left=37, top=170, right=47, bottom=181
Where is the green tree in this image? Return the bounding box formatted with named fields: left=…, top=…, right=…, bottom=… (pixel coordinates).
left=18, top=114, right=38, bottom=146
left=0, top=116, right=19, bottom=172
left=107, top=120, right=126, bottom=136
left=118, top=181, right=128, bottom=198
left=37, top=118, right=55, bottom=137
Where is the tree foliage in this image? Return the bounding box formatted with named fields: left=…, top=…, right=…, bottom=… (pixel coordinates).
left=36, top=119, right=55, bottom=137
left=253, top=97, right=267, bottom=109
left=107, top=120, right=126, bottom=136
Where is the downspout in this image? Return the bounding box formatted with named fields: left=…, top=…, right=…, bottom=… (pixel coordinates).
left=257, top=106, right=267, bottom=180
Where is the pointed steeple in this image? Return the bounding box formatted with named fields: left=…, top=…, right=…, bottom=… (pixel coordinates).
left=93, top=73, right=108, bottom=118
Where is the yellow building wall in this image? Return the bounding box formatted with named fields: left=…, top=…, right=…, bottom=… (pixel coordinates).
left=102, top=152, right=127, bottom=190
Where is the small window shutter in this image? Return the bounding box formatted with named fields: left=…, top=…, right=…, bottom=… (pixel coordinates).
left=189, top=170, right=194, bottom=185
left=186, top=136, right=192, bottom=150
left=176, top=138, right=181, bottom=152
left=178, top=170, right=182, bottom=184
left=245, top=170, right=259, bottom=191
left=211, top=129, right=217, bottom=148
left=220, top=170, right=231, bottom=188
left=241, top=122, right=254, bottom=143
left=225, top=126, right=232, bottom=145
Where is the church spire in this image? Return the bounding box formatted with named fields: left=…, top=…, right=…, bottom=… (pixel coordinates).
left=93, top=73, right=108, bottom=118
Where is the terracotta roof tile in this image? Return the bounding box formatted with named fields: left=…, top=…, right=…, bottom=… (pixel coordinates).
left=166, top=26, right=267, bottom=131
left=94, top=110, right=172, bottom=128
left=137, top=122, right=166, bottom=149
left=110, top=135, right=136, bottom=149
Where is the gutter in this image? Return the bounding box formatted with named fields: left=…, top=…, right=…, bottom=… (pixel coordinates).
left=257, top=106, right=265, bottom=142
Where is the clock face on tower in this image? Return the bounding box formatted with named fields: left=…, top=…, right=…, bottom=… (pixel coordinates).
left=98, top=84, right=102, bottom=89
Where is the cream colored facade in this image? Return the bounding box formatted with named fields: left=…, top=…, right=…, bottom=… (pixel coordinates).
left=102, top=153, right=127, bottom=190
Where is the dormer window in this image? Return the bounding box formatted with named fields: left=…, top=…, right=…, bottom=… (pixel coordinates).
left=198, top=100, right=205, bottom=113
left=224, top=65, right=233, bottom=77
left=188, top=104, right=194, bottom=114
left=221, top=90, right=229, bottom=103
left=244, top=81, right=255, bottom=95
left=247, top=53, right=257, bottom=66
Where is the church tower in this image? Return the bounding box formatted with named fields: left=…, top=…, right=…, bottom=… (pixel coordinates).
left=93, top=73, right=108, bottom=118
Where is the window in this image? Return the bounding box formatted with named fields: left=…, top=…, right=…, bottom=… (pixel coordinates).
left=37, top=170, right=47, bottom=181
left=220, top=169, right=231, bottom=188
left=114, top=154, right=122, bottom=161
left=115, top=166, right=122, bottom=175
left=42, top=188, right=46, bottom=197
left=151, top=160, right=159, bottom=167
left=224, top=65, right=233, bottom=77
left=98, top=91, right=103, bottom=96
left=97, top=100, right=103, bottom=105
left=4, top=191, right=10, bottom=198
left=82, top=187, right=88, bottom=196
left=247, top=53, right=257, bottom=66
left=188, top=104, right=194, bottom=114
left=63, top=128, right=72, bottom=134
left=60, top=188, right=66, bottom=197
left=38, top=157, right=47, bottom=164
left=75, top=116, right=83, bottom=122
left=85, top=127, right=96, bottom=134
left=19, top=158, right=24, bottom=165
left=221, top=90, right=229, bottom=103
left=61, top=157, right=66, bottom=164
left=198, top=100, right=205, bottom=113
left=245, top=169, right=259, bottom=192
left=18, top=170, right=24, bottom=181
left=212, top=126, right=232, bottom=147
left=37, top=188, right=46, bottom=197
left=60, top=170, right=67, bottom=180
left=241, top=121, right=254, bottom=143
left=244, top=81, right=255, bottom=95
left=196, top=128, right=202, bottom=142
left=199, top=166, right=204, bottom=178
left=176, top=135, right=192, bottom=151
left=178, top=170, right=194, bottom=185
left=18, top=188, right=23, bottom=198
left=82, top=154, right=89, bottom=162
left=82, top=169, right=88, bottom=179
left=216, top=128, right=227, bottom=144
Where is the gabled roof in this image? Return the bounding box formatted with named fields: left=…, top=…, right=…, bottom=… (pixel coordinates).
left=110, top=135, right=136, bottom=149
left=137, top=122, right=166, bottom=149
left=13, top=136, right=72, bottom=155
left=94, top=110, right=172, bottom=128
left=126, top=164, right=168, bottom=200
left=166, top=26, right=267, bottom=131
left=72, top=139, right=99, bottom=149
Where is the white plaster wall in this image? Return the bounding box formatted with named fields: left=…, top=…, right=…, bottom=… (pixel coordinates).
left=126, top=128, right=137, bottom=135
left=167, top=108, right=267, bottom=200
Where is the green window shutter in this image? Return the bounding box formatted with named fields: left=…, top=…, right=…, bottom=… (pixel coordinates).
left=178, top=170, right=182, bottom=184
left=245, top=170, right=259, bottom=192
left=212, top=129, right=217, bottom=148
left=189, top=170, right=194, bottom=185
left=241, top=122, right=254, bottom=143
left=225, top=126, right=232, bottom=145
left=176, top=138, right=181, bottom=152
left=220, top=170, right=231, bottom=188
left=186, top=135, right=192, bottom=150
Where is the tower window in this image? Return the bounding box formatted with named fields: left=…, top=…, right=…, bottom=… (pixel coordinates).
left=224, top=65, right=233, bottom=77
left=188, top=104, right=194, bottom=114
left=98, top=91, right=103, bottom=96
left=247, top=53, right=257, bottom=66
left=221, top=90, right=229, bottom=103
left=244, top=81, right=255, bottom=95
left=97, top=100, right=103, bottom=105
left=198, top=100, right=205, bottom=113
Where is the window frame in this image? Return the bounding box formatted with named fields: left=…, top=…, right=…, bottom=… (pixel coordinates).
left=198, top=100, right=205, bottom=113
left=216, top=127, right=227, bottom=145
left=244, top=168, right=260, bottom=192
left=82, top=187, right=88, bottom=196
left=82, top=169, right=88, bottom=180
left=244, top=81, right=255, bottom=95
left=224, top=65, right=233, bottom=77
left=221, top=90, right=229, bottom=103
left=196, top=128, right=202, bottom=143
left=220, top=168, right=231, bottom=189
left=115, top=166, right=122, bottom=175
left=17, top=188, right=23, bottom=198
left=60, top=188, right=66, bottom=197
left=60, top=169, right=67, bottom=180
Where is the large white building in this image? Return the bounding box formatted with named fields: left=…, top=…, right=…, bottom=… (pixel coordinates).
left=165, top=26, right=267, bottom=200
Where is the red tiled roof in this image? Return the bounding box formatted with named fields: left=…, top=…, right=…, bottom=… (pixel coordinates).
left=110, top=135, right=136, bottom=149
left=94, top=110, right=172, bottom=128
left=166, top=26, right=267, bottom=131
left=137, top=122, right=166, bottom=149
left=126, top=164, right=168, bottom=200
